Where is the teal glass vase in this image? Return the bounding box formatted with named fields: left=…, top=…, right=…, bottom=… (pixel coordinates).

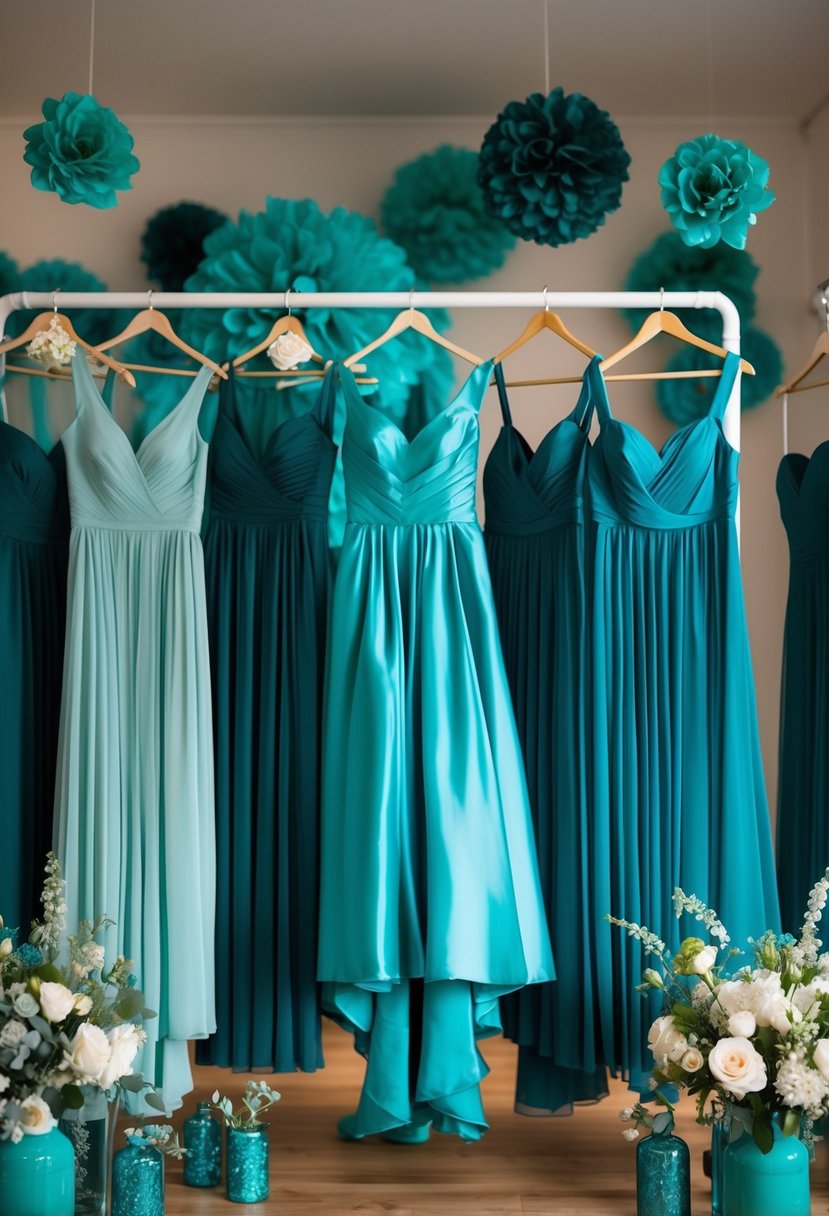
left=183, top=1102, right=222, bottom=1188
left=59, top=1084, right=113, bottom=1215
left=636, top=1131, right=692, bottom=1216
left=226, top=1125, right=269, bottom=1203
left=722, top=1114, right=810, bottom=1216
left=0, top=1126, right=75, bottom=1216
left=111, top=1139, right=165, bottom=1216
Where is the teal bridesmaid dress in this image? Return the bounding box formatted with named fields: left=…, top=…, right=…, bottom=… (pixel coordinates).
left=776, top=444, right=829, bottom=932
left=484, top=359, right=607, bottom=1115
left=588, top=353, right=779, bottom=1090
left=197, top=366, right=336, bottom=1073
left=0, top=415, right=68, bottom=929
left=318, top=361, right=554, bottom=1141
left=54, top=355, right=216, bottom=1112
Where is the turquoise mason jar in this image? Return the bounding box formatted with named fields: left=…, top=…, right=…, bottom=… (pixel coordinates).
left=0, top=1126, right=75, bottom=1216
left=111, top=1139, right=164, bottom=1216
left=722, top=1116, right=810, bottom=1216
left=183, top=1102, right=222, bottom=1188
left=226, top=1125, right=269, bottom=1203
left=636, top=1131, right=692, bottom=1216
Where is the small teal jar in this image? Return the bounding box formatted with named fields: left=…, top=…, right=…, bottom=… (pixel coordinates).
left=722, top=1114, right=810, bottom=1216
left=111, top=1138, right=164, bottom=1216
left=0, top=1126, right=75, bottom=1216
left=636, top=1130, right=692, bottom=1216
left=183, top=1102, right=222, bottom=1188
left=226, top=1125, right=269, bottom=1204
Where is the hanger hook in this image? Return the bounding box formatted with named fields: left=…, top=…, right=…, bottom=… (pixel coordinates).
left=659, top=287, right=665, bottom=313
left=822, top=293, right=829, bottom=334
left=147, top=289, right=154, bottom=311
left=52, top=288, right=61, bottom=314
left=284, top=287, right=291, bottom=318
left=542, top=285, right=549, bottom=313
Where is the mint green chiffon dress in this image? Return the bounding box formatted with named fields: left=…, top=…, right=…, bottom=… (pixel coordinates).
left=588, top=353, right=779, bottom=1090
left=318, top=361, right=554, bottom=1140
left=54, top=355, right=216, bottom=1112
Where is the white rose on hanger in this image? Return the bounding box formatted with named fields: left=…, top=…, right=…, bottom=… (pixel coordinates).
left=708, top=1036, right=767, bottom=1100
left=267, top=331, right=314, bottom=371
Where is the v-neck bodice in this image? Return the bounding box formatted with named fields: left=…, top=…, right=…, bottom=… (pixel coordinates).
left=64, top=355, right=213, bottom=533
left=0, top=421, right=68, bottom=545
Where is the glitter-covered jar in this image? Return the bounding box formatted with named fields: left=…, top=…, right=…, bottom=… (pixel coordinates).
left=111, top=1138, right=164, bottom=1216
left=183, top=1103, right=222, bottom=1188
left=636, top=1131, right=691, bottom=1216
left=226, top=1126, right=269, bottom=1204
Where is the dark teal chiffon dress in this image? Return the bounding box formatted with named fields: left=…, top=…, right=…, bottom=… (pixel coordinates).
left=484, top=359, right=607, bottom=1115
left=588, top=353, right=780, bottom=1090
left=197, top=367, right=336, bottom=1073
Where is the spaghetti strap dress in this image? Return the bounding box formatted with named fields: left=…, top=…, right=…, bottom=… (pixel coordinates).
left=54, top=354, right=216, bottom=1112
left=484, top=358, right=607, bottom=1115
left=776, top=443, right=829, bottom=932
left=197, top=366, right=336, bottom=1073
left=588, top=353, right=779, bottom=1090
left=318, top=361, right=554, bottom=1141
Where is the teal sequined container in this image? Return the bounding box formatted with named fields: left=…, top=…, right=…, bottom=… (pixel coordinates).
left=226, top=1126, right=269, bottom=1204
left=183, top=1103, right=222, bottom=1188
left=636, top=1131, right=692, bottom=1216
left=111, top=1140, right=164, bottom=1216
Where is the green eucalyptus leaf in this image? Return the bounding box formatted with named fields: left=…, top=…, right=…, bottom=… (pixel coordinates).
left=782, top=1110, right=801, bottom=1139
left=652, top=1112, right=674, bottom=1136
left=752, top=1115, right=774, bottom=1155
left=145, top=1091, right=167, bottom=1113
left=115, top=991, right=144, bottom=1020
left=117, top=1074, right=146, bottom=1093
left=35, top=963, right=64, bottom=984
left=61, top=1085, right=85, bottom=1110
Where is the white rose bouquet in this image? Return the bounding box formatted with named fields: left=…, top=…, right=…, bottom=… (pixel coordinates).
left=0, top=853, right=163, bottom=1143
left=609, top=871, right=829, bottom=1154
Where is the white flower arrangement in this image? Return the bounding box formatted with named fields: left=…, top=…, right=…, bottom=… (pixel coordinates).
left=612, top=871, right=829, bottom=1154
left=211, top=1080, right=282, bottom=1130
left=25, top=317, right=77, bottom=368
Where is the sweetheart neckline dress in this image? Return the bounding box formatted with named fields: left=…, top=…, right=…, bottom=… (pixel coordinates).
left=54, top=354, right=216, bottom=1112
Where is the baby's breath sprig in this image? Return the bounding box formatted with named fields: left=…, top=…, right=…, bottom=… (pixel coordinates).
left=672, top=889, right=730, bottom=947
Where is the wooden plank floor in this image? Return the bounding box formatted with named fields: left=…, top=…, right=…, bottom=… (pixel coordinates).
left=140, top=1024, right=829, bottom=1215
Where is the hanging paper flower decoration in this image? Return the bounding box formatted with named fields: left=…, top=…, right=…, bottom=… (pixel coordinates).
left=140, top=202, right=229, bottom=292
left=0, top=251, right=20, bottom=302
left=7, top=259, right=117, bottom=345
left=182, top=196, right=450, bottom=413
left=23, top=92, right=139, bottom=209
left=658, top=134, right=774, bottom=251
left=380, top=145, right=516, bottom=283
left=623, top=231, right=759, bottom=333
left=477, top=88, right=631, bottom=247
left=656, top=322, right=783, bottom=425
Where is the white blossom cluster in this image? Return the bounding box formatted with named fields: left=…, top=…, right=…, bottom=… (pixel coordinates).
left=672, top=889, right=730, bottom=946
left=33, top=853, right=67, bottom=957
left=25, top=317, right=77, bottom=368
left=775, top=1049, right=829, bottom=1118
left=800, top=870, right=829, bottom=964
left=605, top=915, right=668, bottom=962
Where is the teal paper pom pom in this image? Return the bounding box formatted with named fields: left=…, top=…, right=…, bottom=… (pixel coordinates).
left=658, top=133, right=774, bottom=250
left=478, top=88, right=631, bottom=247
left=8, top=258, right=116, bottom=344
left=624, top=231, right=759, bottom=332
left=141, top=202, right=229, bottom=292
left=182, top=196, right=448, bottom=413
left=23, top=92, right=140, bottom=209
left=656, top=322, right=783, bottom=424
left=0, top=251, right=20, bottom=304
left=381, top=145, right=515, bottom=283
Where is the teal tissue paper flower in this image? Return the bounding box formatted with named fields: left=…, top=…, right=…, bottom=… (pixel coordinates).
left=381, top=145, right=515, bottom=283
left=23, top=92, right=139, bottom=209
left=658, top=134, right=774, bottom=250
left=624, top=231, right=759, bottom=332
left=656, top=321, right=783, bottom=424
left=8, top=258, right=117, bottom=344
left=141, top=202, right=229, bottom=292
left=477, top=88, right=631, bottom=247
left=0, top=251, right=20, bottom=302
left=182, top=196, right=450, bottom=414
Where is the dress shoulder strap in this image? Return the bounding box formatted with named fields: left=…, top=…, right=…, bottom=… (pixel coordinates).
left=709, top=351, right=741, bottom=423
left=493, top=363, right=513, bottom=427
left=584, top=354, right=613, bottom=426
left=311, top=362, right=340, bottom=437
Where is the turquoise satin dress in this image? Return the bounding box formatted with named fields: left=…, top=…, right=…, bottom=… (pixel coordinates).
left=55, top=355, right=216, bottom=1113
left=776, top=444, right=829, bottom=932
left=484, top=359, right=607, bottom=1115
left=588, top=353, right=779, bottom=1090
left=318, top=361, right=554, bottom=1140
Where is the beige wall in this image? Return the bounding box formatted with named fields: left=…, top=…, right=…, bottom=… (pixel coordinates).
left=0, top=113, right=815, bottom=812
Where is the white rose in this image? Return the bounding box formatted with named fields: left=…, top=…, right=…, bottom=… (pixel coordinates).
left=38, top=982, right=76, bottom=1024
left=708, top=1036, right=768, bottom=1100
left=65, top=1023, right=111, bottom=1082
left=20, top=1095, right=56, bottom=1136
left=0, top=938, right=12, bottom=958
left=681, top=1049, right=704, bottom=1072
left=648, top=1015, right=688, bottom=1065
left=813, top=1040, right=829, bottom=1082
left=98, top=1024, right=142, bottom=1089
left=80, top=943, right=105, bottom=974
left=267, top=331, right=314, bottom=371
left=692, top=945, right=719, bottom=974
left=73, top=994, right=93, bottom=1016
left=728, top=1010, right=757, bottom=1038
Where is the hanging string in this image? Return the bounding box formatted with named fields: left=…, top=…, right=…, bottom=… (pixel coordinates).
left=543, top=0, right=550, bottom=95
left=705, top=0, right=715, bottom=128
left=88, top=0, right=96, bottom=95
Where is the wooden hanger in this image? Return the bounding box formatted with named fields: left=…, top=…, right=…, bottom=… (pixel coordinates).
left=96, top=294, right=227, bottom=380
left=776, top=292, right=829, bottom=396
left=233, top=291, right=324, bottom=370
left=4, top=360, right=108, bottom=382
left=599, top=292, right=754, bottom=378
left=344, top=295, right=482, bottom=369
left=494, top=292, right=596, bottom=364
left=0, top=306, right=136, bottom=387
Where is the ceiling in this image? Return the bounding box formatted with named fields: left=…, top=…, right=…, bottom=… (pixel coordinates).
left=0, top=0, right=826, bottom=123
